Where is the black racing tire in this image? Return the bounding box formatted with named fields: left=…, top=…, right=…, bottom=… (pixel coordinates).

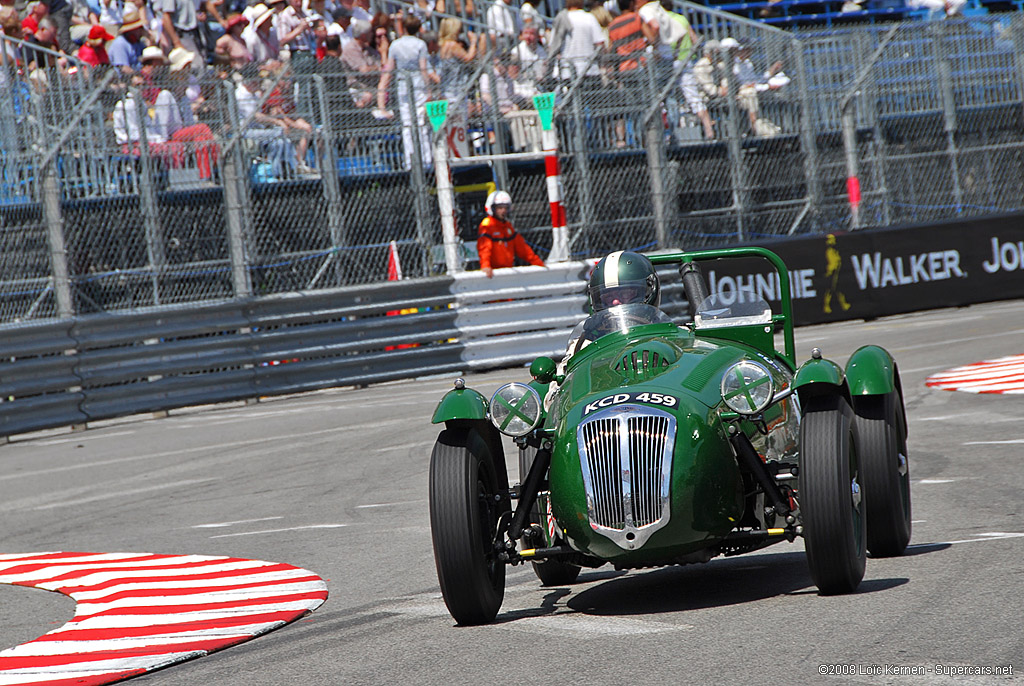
left=799, top=395, right=866, bottom=595
left=856, top=391, right=912, bottom=557
left=429, top=427, right=507, bottom=625
left=519, top=446, right=581, bottom=587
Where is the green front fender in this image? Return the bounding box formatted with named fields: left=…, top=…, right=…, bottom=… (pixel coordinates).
left=794, top=357, right=849, bottom=403
left=432, top=388, right=489, bottom=424
left=846, top=345, right=897, bottom=397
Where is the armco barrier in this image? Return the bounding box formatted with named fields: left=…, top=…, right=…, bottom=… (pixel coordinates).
left=0, top=279, right=461, bottom=438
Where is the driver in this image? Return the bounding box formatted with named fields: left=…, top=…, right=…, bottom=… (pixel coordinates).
left=565, top=250, right=661, bottom=361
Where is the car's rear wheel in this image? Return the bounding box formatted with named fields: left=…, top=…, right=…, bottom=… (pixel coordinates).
left=799, top=395, right=866, bottom=595
left=856, top=390, right=911, bottom=557
left=430, top=427, right=507, bottom=625
left=519, top=446, right=581, bottom=586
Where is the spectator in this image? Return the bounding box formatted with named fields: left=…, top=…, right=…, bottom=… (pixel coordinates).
left=608, top=0, right=645, bottom=146
left=46, top=0, right=75, bottom=53
left=663, top=2, right=713, bottom=140
left=262, top=65, right=315, bottom=173
left=21, top=2, right=49, bottom=36
left=438, top=16, right=479, bottom=116
left=317, top=31, right=342, bottom=67
left=156, top=0, right=205, bottom=67
left=477, top=190, right=544, bottom=278
left=407, top=0, right=434, bottom=24
left=341, top=18, right=380, bottom=75
left=108, top=9, right=147, bottom=73
left=277, top=0, right=315, bottom=66
left=23, top=17, right=61, bottom=72
left=692, top=37, right=721, bottom=118
left=485, top=0, right=517, bottom=50
left=311, top=15, right=327, bottom=59
left=234, top=62, right=301, bottom=177
left=98, top=0, right=124, bottom=34
left=722, top=37, right=784, bottom=135
left=520, top=0, right=540, bottom=27
left=1, top=8, right=23, bottom=65
left=326, top=5, right=350, bottom=46
left=511, top=24, right=546, bottom=82
left=77, top=23, right=114, bottom=65
left=435, top=0, right=474, bottom=19
left=243, top=3, right=281, bottom=63
left=377, top=13, right=438, bottom=169
left=556, top=0, right=604, bottom=82
left=351, top=0, right=372, bottom=23
left=368, top=11, right=390, bottom=60
left=69, top=0, right=100, bottom=46
left=214, top=13, right=251, bottom=67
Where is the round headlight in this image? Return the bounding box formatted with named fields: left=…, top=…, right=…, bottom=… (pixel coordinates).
left=489, top=382, right=543, bottom=437
left=721, top=361, right=775, bottom=415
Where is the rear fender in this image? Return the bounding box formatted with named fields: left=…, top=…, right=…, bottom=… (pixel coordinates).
left=846, top=345, right=897, bottom=397
left=794, top=357, right=850, bottom=405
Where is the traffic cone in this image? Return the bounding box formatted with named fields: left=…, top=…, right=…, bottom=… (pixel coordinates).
left=385, top=241, right=417, bottom=350
left=387, top=240, right=403, bottom=281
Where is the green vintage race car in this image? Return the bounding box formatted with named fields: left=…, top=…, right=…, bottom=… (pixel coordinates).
left=429, top=247, right=911, bottom=625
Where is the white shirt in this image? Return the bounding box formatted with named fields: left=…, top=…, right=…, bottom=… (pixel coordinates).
left=559, top=9, right=604, bottom=78
left=486, top=0, right=518, bottom=41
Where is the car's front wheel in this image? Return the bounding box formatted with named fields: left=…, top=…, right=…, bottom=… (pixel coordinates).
left=799, top=395, right=866, bottom=595
left=856, top=390, right=911, bottom=557
left=430, top=427, right=508, bottom=625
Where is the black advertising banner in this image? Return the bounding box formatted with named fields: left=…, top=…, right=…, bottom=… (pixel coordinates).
left=696, top=213, right=1024, bottom=327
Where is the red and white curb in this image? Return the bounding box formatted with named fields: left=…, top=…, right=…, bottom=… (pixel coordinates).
left=925, top=353, right=1024, bottom=394
left=0, top=552, right=328, bottom=686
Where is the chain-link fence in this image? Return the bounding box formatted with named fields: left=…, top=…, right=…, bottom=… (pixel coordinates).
left=2, top=7, right=1024, bottom=324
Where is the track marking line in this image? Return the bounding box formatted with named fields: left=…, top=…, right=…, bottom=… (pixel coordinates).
left=355, top=501, right=424, bottom=509
left=916, top=479, right=955, bottom=484
left=963, top=438, right=1024, bottom=445
left=192, top=517, right=285, bottom=529
left=208, top=525, right=347, bottom=539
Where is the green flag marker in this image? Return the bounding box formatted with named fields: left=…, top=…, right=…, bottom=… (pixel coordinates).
left=532, top=92, right=555, bottom=131
left=425, top=100, right=449, bottom=132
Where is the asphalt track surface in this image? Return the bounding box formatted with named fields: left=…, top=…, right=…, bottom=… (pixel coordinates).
left=1, top=299, right=1022, bottom=686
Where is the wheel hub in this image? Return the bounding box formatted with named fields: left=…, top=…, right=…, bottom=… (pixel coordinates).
left=897, top=452, right=908, bottom=477
left=851, top=478, right=861, bottom=508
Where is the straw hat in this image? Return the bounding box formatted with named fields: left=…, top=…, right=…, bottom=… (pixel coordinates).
left=120, top=9, right=146, bottom=32
left=168, top=46, right=195, bottom=71
left=140, top=45, right=168, bottom=63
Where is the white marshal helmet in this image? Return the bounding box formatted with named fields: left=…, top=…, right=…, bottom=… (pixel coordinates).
left=485, top=190, right=512, bottom=216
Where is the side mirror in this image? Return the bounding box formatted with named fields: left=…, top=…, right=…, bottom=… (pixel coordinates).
left=530, top=356, right=556, bottom=384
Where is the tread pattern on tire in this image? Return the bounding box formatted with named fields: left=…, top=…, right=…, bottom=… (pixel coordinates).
left=430, top=428, right=506, bottom=625
left=856, top=392, right=912, bottom=557
left=799, top=395, right=866, bottom=595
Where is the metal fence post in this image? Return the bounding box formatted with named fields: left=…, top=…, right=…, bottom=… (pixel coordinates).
left=404, top=73, right=432, bottom=278
left=485, top=59, right=511, bottom=192
left=722, top=50, right=749, bottom=242
left=644, top=60, right=669, bottom=250
left=222, top=83, right=253, bottom=298
left=129, top=87, right=164, bottom=306
left=32, top=93, right=73, bottom=318
left=933, top=23, right=964, bottom=215
left=313, top=75, right=347, bottom=284
left=570, top=89, right=594, bottom=251
left=792, top=38, right=822, bottom=230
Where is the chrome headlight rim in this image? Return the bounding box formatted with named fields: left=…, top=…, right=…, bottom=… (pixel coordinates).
left=489, top=382, right=543, bottom=437
left=721, top=360, right=775, bottom=415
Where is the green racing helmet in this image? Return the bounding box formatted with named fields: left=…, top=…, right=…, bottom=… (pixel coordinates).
left=587, top=250, right=660, bottom=312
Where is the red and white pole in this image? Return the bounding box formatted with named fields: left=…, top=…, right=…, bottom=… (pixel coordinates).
left=543, top=128, right=569, bottom=262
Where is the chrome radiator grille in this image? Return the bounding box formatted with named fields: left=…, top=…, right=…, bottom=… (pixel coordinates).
left=577, top=405, right=675, bottom=549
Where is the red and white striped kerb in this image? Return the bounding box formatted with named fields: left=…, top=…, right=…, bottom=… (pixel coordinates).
left=0, top=552, right=328, bottom=686
left=925, top=353, right=1024, bottom=394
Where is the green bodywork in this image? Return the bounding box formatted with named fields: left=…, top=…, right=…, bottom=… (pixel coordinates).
left=431, top=246, right=900, bottom=568
left=432, top=387, right=488, bottom=424
left=846, top=345, right=897, bottom=396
